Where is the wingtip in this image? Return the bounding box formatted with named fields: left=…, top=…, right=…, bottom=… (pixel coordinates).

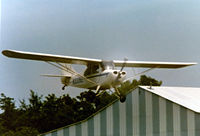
left=2, top=50, right=12, bottom=57
left=190, top=62, right=198, bottom=65
left=2, top=50, right=8, bottom=56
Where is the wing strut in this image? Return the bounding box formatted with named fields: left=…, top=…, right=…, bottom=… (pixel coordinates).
left=45, top=61, right=98, bottom=85
left=46, top=61, right=75, bottom=75
left=125, top=67, right=157, bottom=82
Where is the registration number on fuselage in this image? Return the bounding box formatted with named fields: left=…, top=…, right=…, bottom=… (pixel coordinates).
left=72, top=73, right=109, bottom=84
left=72, top=78, right=84, bottom=84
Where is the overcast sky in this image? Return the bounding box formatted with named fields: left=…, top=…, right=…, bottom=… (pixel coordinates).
left=1, top=0, right=200, bottom=103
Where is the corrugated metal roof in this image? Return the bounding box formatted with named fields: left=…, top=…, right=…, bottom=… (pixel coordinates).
left=140, top=86, right=200, bottom=113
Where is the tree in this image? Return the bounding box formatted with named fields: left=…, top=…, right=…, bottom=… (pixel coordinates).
left=0, top=93, right=18, bottom=132
left=2, top=127, right=38, bottom=136
left=139, top=75, right=162, bottom=86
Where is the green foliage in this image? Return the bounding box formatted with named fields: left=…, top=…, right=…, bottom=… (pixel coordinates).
left=0, top=75, right=162, bottom=135
left=0, top=93, right=19, bottom=132
left=139, top=75, right=162, bottom=86
left=118, top=75, right=162, bottom=95
left=2, top=127, right=39, bottom=136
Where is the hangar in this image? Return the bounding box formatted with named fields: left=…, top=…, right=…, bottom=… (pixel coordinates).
left=40, top=86, right=200, bottom=136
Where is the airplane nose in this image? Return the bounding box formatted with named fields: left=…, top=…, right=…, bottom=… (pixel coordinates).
left=112, top=71, right=126, bottom=77
left=116, top=71, right=126, bottom=80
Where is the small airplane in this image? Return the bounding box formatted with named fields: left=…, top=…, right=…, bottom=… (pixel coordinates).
left=2, top=50, right=197, bottom=102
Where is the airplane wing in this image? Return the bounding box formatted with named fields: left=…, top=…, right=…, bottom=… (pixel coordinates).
left=2, top=50, right=101, bottom=65
left=2, top=50, right=197, bottom=68
left=113, top=60, right=197, bottom=68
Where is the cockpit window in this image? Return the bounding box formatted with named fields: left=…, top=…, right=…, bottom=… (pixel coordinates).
left=84, top=64, right=100, bottom=76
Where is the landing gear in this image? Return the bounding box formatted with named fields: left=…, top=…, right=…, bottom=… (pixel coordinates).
left=95, top=85, right=101, bottom=96
left=114, top=87, right=126, bottom=103
left=120, top=95, right=126, bottom=103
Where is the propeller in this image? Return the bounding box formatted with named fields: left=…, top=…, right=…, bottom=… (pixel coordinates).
left=116, top=58, right=128, bottom=80
left=120, top=58, right=128, bottom=71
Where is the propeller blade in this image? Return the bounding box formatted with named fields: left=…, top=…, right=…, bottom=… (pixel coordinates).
left=117, top=58, right=128, bottom=79
left=120, top=58, right=128, bottom=72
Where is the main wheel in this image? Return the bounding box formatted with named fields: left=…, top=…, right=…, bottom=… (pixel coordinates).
left=120, top=95, right=126, bottom=103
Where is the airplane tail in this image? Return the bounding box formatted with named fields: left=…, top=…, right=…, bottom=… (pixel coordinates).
left=61, top=63, right=74, bottom=77
left=41, top=63, right=75, bottom=85
left=60, top=64, right=75, bottom=85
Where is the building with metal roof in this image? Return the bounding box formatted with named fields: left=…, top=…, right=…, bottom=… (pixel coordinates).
left=40, top=86, right=200, bottom=136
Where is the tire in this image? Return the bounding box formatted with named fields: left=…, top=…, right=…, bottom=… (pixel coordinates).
left=120, top=95, right=126, bottom=103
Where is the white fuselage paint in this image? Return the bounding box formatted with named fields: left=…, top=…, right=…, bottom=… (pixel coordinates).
left=62, top=69, right=126, bottom=90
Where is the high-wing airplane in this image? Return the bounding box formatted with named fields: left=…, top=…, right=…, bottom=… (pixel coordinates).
left=2, top=50, right=197, bottom=102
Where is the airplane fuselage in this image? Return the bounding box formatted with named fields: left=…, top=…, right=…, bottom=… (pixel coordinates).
left=65, top=69, right=126, bottom=90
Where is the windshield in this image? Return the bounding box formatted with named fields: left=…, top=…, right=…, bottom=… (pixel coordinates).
left=101, top=61, right=114, bottom=70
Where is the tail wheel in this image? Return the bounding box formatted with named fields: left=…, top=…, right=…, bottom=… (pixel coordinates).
left=62, top=85, right=66, bottom=90
left=120, top=95, right=126, bottom=103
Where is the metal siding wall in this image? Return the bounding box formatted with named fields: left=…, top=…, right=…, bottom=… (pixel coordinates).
left=82, top=121, right=88, bottom=136
left=63, top=127, right=69, bottom=136
left=85, top=119, right=90, bottom=136
left=195, top=113, right=200, bottom=136
left=173, top=103, right=181, bottom=136
left=100, top=109, right=107, bottom=136
left=52, top=131, right=57, bottom=136
left=69, top=126, right=76, bottom=136
left=94, top=113, right=100, bottom=136
left=166, top=100, right=174, bottom=136
left=145, top=91, right=153, bottom=136
left=187, top=110, right=195, bottom=136
left=113, top=101, right=120, bottom=136
left=159, top=97, right=166, bottom=136
left=57, top=129, right=63, bottom=136
left=119, top=101, right=126, bottom=136
left=180, top=106, right=188, bottom=136
left=41, top=87, right=200, bottom=136
left=126, top=92, right=133, bottom=136
left=106, top=105, right=113, bottom=136
left=75, top=124, right=81, bottom=136
left=132, top=89, right=139, bottom=136
left=152, top=93, right=160, bottom=136
left=139, top=89, right=146, bottom=136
